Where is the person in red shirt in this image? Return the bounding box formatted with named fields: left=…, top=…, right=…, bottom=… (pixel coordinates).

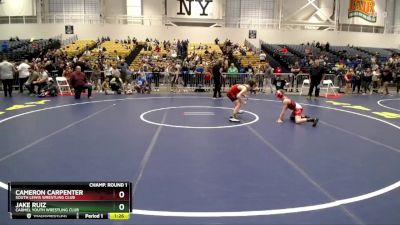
left=344, top=68, right=354, bottom=94
left=227, top=80, right=256, bottom=122
left=276, top=89, right=319, bottom=126
left=70, top=65, right=92, bottom=99
left=281, top=46, right=288, bottom=54
left=274, top=66, right=282, bottom=74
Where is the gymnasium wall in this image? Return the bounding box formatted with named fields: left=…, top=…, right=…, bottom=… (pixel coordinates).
left=102, top=0, right=126, bottom=16
left=142, top=0, right=163, bottom=16
left=0, top=24, right=398, bottom=49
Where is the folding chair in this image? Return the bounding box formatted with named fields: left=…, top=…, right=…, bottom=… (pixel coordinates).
left=321, top=79, right=338, bottom=97
left=299, top=79, right=310, bottom=96
left=56, top=77, right=72, bottom=96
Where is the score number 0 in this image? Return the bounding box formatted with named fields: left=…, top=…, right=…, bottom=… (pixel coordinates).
left=118, top=191, right=125, bottom=211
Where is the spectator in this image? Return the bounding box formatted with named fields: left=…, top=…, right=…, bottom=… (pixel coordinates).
left=395, top=66, right=400, bottom=94
left=256, top=64, right=265, bottom=92
left=17, top=60, right=31, bottom=93
left=381, top=66, right=393, bottom=95
left=110, top=74, right=124, bottom=94
left=344, top=68, right=354, bottom=94
left=291, top=61, right=301, bottom=92
left=259, top=51, right=267, bottom=62
left=25, top=67, right=40, bottom=95
left=134, top=76, right=149, bottom=94
left=170, top=62, right=180, bottom=92
left=264, top=62, right=275, bottom=93
left=62, top=65, right=73, bottom=86
left=325, top=42, right=330, bottom=51
left=91, top=64, right=101, bottom=91
left=0, top=58, right=15, bottom=97
left=152, top=65, right=161, bottom=92
left=274, top=66, right=282, bottom=74
left=32, top=66, right=49, bottom=95
left=227, top=63, right=238, bottom=86
left=194, top=63, right=204, bottom=89
left=246, top=63, right=254, bottom=75
left=214, top=38, right=219, bottom=45
left=281, top=46, right=288, bottom=55
left=117, top=59, right=128, bottom=82
left=124, top=82, right=133, bottom=95
left=104, top=63, right=113, bottom=79
left=102, top=77, right=112, bottom=94
left=38, top=79, right=58, bottom=97
left=273, top=75, right=287, bottom=90
left=352, top=68, right=362, bottom=94
left=362, top=67, right=372, bottom=95
left=70, top=66, right=92, bottom=99
left=371, top=68, right=381, bottom=93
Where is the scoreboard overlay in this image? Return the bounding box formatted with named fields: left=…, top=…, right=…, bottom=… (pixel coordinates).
left=8, top=182, right=132, bottom=220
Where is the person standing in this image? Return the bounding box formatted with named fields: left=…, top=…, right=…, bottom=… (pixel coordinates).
left=70, top=66, right=92, bottom=99
left=381, top=66, right=393, bottom=95
left=290, top=61, right=301, bottom=92
left=307, top=60, right=325, bottom=99
left=361, top=67, right=372, bottom=95
left=227, top=63, right=238, bottom=86
left=212, top=60, right=223, bottom=99
left=117, top=59, right=128, bottom=82
left=352, top=65, right=363, bottom=94
left=0, top=58, right=16, bottom=97
left=344, top=68, right=354, bottom=94
left=17, top=60, right=30, bottom=93
left=264, top=62, right=274, bottom=94
left=395, top=66, right=400, bottom=94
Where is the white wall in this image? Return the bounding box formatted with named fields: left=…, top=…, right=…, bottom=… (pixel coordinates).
left=0, top=24, right=398, bottom=49
left=395, top=0, right=400, bottom=27
left=143, top=0, right=163, bottom=16
left=102, top=0, right=126, bottom=17
left=142, top=0, right=163, bottom=25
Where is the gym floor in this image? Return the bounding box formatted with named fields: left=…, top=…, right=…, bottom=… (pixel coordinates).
left=0, top=93, right=399, bottom=225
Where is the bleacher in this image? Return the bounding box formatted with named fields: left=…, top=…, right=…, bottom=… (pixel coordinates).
left=0, top=39, right=61, bottom=61
left=329, top=46, right=370, bottom=59
left=261, top=43, right=298, bottom=72
left=61, top=40, right=96, bottom=58
left=389, top=49, right=400, bottom=54
left=96, top=41, right=135, bottom=59
left=130, top=41, right=165, bottom=70
left=356, top=47, right=393, bottom=59
left=187, top=43, right=222, bottom=67
left=238, top=51, right=260, bottom=68
left=285, top=44, right=337, bottom=64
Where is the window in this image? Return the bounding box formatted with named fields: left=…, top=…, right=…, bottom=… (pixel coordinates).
left=127, top=0, right=141, bottom=16
left=48, top=0, right=100, bottom=15
left=226, top=0, right=275, bottom=28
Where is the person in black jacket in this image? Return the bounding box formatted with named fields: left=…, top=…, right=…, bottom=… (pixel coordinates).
left=212, top=60, right=223, bottom=98
left=395, top=65, right=400, bottom=94
left=381, top=66, right=393, bottom=95
left=307, top=60, right=325, bottom=99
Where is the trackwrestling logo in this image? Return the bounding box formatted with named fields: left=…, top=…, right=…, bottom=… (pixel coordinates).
left=348, top=0, right=377, bottom=23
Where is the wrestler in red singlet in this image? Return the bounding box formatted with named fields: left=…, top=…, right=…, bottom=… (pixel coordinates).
left=276, top=89, right=319, bottom=126
left=227, top=80, right=257, bottom=123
